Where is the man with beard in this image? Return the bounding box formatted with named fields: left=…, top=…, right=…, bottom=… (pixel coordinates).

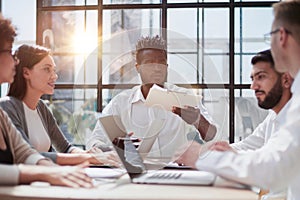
left=176, top=1, right=300, bottom=199
left=206, top=49, right=292, bottom=199
left=209, top=49, right=293, bottom=153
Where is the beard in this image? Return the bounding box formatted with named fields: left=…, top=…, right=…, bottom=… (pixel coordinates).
left=258, top=77, right=283, bottom=110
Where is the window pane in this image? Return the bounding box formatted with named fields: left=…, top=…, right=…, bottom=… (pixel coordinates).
left=39, top=10, right=98, bottom=53
left=235, top=7, right=273, bottom=84
left=234, top=89, right=269, bottom=142
left=235, top=7, right=273, bottom=53
left=199, top=89, right=229, bottom=140
left=235, top=54, right=257, bottom=85
left=168, top=8, right=198, bottom=39
left=168, top=0, right=229, bottom=3
left=235, top=0, right=278, bottom=2
left=39, top=10, right=98, bottom=84
left=168, top=54, right=198, bottom=84
left=50, top=89, right=98, bottom=145
left=2, top=0, right=36, bottom=46
left=53, top=53, right=98, bottom=84
left=102, top=9, right=161, bottom=84
left=42, top=0, right=97, bottom=6
left=168, top=8, right=229, bottom=84
left=103, top=0, right=161, bottom=4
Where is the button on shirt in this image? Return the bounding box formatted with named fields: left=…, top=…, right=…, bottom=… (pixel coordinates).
left=196, top=71, right=300, bottom=200
left=87, top=83, right=215, bottom=160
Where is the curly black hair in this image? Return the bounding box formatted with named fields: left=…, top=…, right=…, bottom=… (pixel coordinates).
left=0, top=13, right=17, bottom=49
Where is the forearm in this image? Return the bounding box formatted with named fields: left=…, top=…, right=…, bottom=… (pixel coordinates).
left=56, top=153, right=97, bottom=165
left=18, top=164, right=47, bottom=184
left=69, top=147, right=86, bottom=153
left=37, top=158, right=56, bottom=166
left=195, top=116, right=217, bottom=141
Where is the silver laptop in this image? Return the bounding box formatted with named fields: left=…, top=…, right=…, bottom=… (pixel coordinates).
left=99, top=115, right=163, bottom=159
left=99, top=115, right=216, bottom=186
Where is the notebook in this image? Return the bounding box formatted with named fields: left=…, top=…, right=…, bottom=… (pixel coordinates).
left=99, top=115, right=216, bottom=186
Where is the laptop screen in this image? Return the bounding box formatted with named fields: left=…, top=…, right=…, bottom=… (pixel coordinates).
left=112, top=136, right=147, bottom=177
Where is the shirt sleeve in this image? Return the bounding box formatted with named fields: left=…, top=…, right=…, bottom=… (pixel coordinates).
left=85, top=103, right=114, bottom=150
left=0, top=165, right=19, bottom=185
left=196, top=118, right=300, bottom=191
left=230, top=114, right=270, bottom=152
left=0, top=109, right=45, bottom=164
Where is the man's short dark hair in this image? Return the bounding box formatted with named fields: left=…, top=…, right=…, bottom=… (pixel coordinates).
left=135, top=35, right=167, bottom=64
left=251, top=49, right=274, bottom=68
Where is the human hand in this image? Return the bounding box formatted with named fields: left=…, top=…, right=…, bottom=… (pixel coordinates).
left=85, top=146, right=103, bottom=154
left=208, top=141, right=237, bottom=153
left=172, top=106, right=200, bottom=126
left=174, top=141, right=202, bottom=169
left=89, top=151, right=122, bottom=167
left=18, top=162, right=93, bottom=188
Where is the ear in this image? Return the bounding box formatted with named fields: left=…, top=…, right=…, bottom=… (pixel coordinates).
left=279, top=27, right=289, bottom=48
left=23, top=67, right=31, bottom=79
left=135, top=63, right=140, bottom=73
left=281, top=72, right=293, bottom=89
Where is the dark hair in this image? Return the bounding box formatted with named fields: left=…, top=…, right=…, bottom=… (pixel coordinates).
left=251, top=49, right=274, bottom=68
left=8, top=44, right=50, bottom=100
left=0, top=13, right=17, bottom=49
left=135, top=35, right=167, bottom=64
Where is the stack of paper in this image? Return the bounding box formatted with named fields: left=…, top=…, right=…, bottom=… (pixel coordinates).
left=144, top=85, right=202, bottom=111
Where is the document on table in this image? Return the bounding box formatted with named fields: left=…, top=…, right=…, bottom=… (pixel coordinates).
left=145, top=85, right=202, bottom=111
left=85, top=168, right=126, bottom=178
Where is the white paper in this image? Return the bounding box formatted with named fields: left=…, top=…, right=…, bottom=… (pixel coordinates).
left=144, top=85, right=202, bottom=111
left=85, top=168, right=126, bottom=178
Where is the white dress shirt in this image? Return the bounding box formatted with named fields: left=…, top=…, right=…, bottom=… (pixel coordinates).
left=231, top=99, right=291, bottom=153
left=196, top=71, right=300, bottom=200
left=87, top=83, right=215, bottom=160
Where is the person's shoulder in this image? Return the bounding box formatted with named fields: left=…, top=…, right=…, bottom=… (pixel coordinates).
left=111, top=85, right=140, bottom=100
left=0, top=96, right=16, bottom=102
left=0, top=96, right=21, bottom=107
left=37, top=99, right=52, bottom=111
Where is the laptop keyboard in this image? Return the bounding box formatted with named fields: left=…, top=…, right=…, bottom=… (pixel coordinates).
left=148, top=172, right=182, bottom=179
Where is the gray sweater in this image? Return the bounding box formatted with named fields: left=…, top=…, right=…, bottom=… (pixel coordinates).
left=0, top=108, right=45, bottom=185
left=0, top=96, right=76, bottom=162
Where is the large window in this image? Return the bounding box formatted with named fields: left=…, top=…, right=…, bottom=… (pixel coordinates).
left=1, top=0, right=276, bottom=146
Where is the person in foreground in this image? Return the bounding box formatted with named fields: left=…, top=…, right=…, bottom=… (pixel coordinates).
left=0, top=13, right=92, bottom=187
left=86, top=35, right=217, bottom=160
left=0, top=44, right=120, bottom=167
left=211, top=49, right=292, bottom=153
left=176, top=1, right=300, bottom=199
left=209, top=49, right=292, bottom=199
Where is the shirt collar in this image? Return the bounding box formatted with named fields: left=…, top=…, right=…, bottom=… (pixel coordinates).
left=130, top=85, right=145, bottom=104
left=291, top=70, right=300, bottom=94
left=130, top=83, right=170, bottom=104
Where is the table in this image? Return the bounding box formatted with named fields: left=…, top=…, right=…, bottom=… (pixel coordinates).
left=0, top=175, right=258, bottom=200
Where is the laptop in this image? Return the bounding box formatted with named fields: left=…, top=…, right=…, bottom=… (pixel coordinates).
left=99, top=115, right=163, bottom=159
left=99, top=115, right=216, bottom=186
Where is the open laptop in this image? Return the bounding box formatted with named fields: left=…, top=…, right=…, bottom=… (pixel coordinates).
left=99, top=115, right=216, bottom=186
left=99, top=115, right=163, bottom=159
